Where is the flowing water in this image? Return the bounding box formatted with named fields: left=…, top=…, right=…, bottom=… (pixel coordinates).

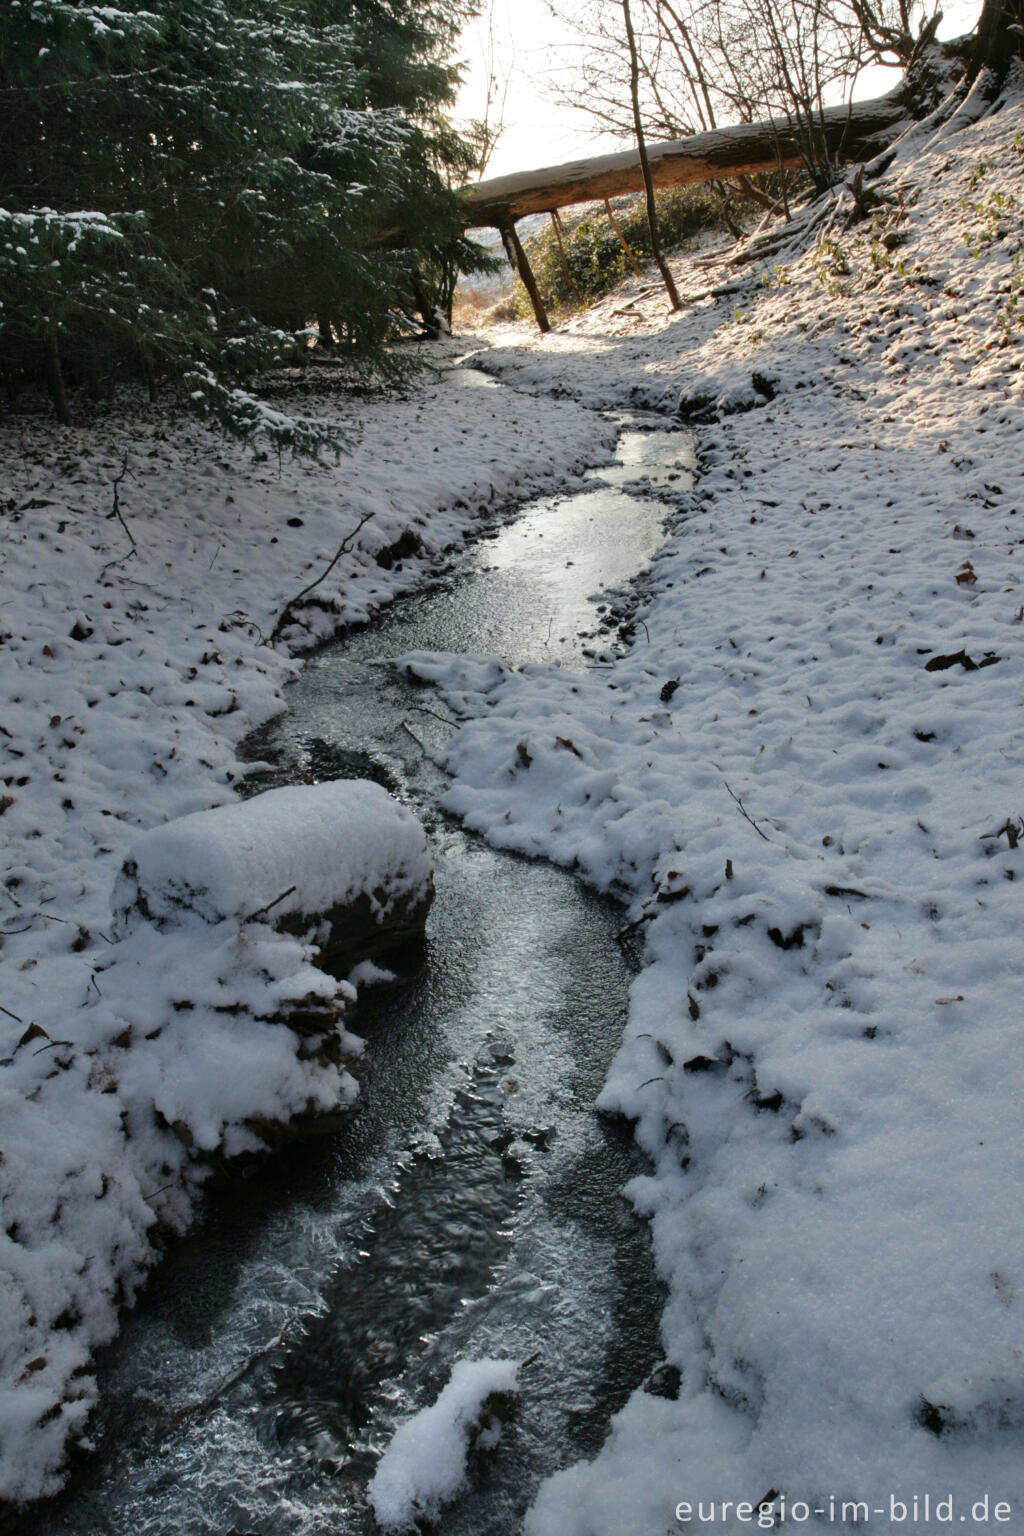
left=25, top=377, right=695, bottom=1536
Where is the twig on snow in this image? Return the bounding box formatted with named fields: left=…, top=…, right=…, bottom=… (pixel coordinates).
left=143, top=1182, right=175, bottom=1201
left=401, top=720, right=428, bottom=752
left=271, top=509, right=376, bottom=641
left=107, top=453, right=136, bottom=547
left=413, top=704, right=459, bottom=728
left=616, top=910, right=654, bottom=942
left=100, top=452, right=139, bottom=579
left=721, top=779, right=773, bottom=842
left=244, top=885, right=297, bottom=923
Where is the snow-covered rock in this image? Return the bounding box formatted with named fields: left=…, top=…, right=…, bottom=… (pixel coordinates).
left=113, top=779, right=434, bottom=969
left=369, top=1358, right=520, bottom=1532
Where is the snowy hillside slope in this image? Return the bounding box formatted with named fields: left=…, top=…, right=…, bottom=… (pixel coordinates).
left=0, top=364, right=614, bottom=1505
left=416, top=88, right=1024, bottom=1530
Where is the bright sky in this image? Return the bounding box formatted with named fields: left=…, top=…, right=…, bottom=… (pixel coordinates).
left=454, top=0, right=620, bottom=178
left=454, top=0, right=985, bottom=181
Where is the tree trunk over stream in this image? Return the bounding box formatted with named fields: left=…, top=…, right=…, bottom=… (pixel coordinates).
left=462, top=93, right=909, bottom=228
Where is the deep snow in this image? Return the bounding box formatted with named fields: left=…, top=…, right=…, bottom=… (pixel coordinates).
left=113, top=778, right=432, bottom=934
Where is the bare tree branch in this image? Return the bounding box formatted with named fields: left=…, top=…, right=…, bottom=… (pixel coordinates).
left=271, top=509, right=376, bottom=642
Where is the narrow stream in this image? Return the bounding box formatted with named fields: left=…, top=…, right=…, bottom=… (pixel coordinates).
left=26, top=376, right=696, bottom=1536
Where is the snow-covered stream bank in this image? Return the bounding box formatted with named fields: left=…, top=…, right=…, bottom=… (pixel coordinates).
left=4, top=81, right=1024, bottom=1534
left=18, top=823, right=660, bottom=1536
left=0, top=359, right=626, bottom=1508
left=3, top=367, right=699, bottom=1527
left=410, top=97, right=1024, bottom=1532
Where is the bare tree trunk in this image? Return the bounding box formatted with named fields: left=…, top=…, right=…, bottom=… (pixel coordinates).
left=550, top=210, right=583, bottom=302
left=45, top=319, right=71, bottom=427
left=710, top=179, right=743, bottom=237
left=409, top=273, right=443, bottom=337
left=735, top=173, right=788, bottom=217
left=966, top=0, right=1024, bottom=88
left=604, top=198, right=642, bottom=277
left=501, top=221, right=551, bottom=333
left=84, top=347, right=103, bottom=402
left=622, top=0, right=682, bottom=310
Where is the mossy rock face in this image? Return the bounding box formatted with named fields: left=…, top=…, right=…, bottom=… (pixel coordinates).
left=678, top=371, right=781, bottom=423
left=374, top=526, right=423, bottom=569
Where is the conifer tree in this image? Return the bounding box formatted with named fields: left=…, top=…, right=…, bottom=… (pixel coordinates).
left=0, top=0, right=484, bottom=438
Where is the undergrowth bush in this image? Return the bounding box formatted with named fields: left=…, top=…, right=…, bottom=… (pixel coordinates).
left=513, top=183, right=775, bottom=316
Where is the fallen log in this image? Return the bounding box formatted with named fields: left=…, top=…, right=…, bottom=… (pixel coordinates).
left=461, top=93, right=909, bottom=228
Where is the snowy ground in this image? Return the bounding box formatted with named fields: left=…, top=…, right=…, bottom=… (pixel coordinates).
left=0, top=357, right=613, bottom=1504
left=404, top=87, right=1024, bottom=1532
left=3, top=80, right=1023, bottom=1530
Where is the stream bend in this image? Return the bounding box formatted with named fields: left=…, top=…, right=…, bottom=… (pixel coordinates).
left=25, top=383, right=696, bottom=1536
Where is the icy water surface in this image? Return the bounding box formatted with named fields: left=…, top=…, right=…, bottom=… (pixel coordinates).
left=25, top=384, right=695, bottom=1536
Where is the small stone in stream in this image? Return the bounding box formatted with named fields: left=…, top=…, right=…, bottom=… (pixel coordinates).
left=676, top=389, right=715, bottom=422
